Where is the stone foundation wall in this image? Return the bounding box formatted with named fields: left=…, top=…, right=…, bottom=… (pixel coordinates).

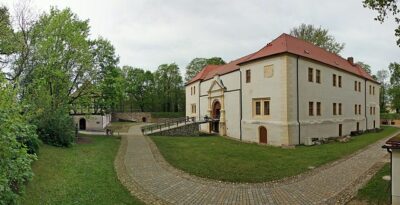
left=112, top=112, right=152, bottom=122
left=149, top=123, right=200, bottom=136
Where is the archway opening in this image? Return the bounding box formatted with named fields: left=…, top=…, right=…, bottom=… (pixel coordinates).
left=79, top=118, right=86, bottom=130
left=259, top=126, right=267, bottom=144
left=211, top=101, right=221, bottom=133
left=142, top=117, right=147, bottom=122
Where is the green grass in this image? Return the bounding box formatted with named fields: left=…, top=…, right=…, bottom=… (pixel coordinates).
left=151, top=126, right=399, bottom=183
left=106, top=122, right=138, bottom=133
left=150, top=112, right=184, bottom=118
left=355, top=164, right=391, bottom=204
left=21, top=135, right=143, bottom=205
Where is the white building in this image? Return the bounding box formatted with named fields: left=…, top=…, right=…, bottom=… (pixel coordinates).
left=185, top=33, right=380, bottom=146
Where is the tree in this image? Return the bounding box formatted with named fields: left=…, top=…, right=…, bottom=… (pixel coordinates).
left=0, top=73, right=38, bottom=204
left=376, top=69, right=389, bottom=112
left=124, top=66, right=154, bottom=111
left=389, top=62, right=400, bottom=112
left=290, top=24, right=345, bottom=54
left=356, top=61, right=372, bottom=74
left=22, top=7, right=95, bottom=146
left=155, top=63, right=184, bottom=112
left=363, top=0, right=400, bottom=46
left=185, top=57, right=225, bottom=82
left=0, top=6, right=15, bottom=68
left=90, top=37, right=123, bottom=112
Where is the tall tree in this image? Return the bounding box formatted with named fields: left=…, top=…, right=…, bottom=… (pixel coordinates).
left=0, top=6, right=15, bottom=68
left=90, top=37, right=123, bottom=112
left=376, top=69, right=389, bottom=112
left=363, top=0, right=400, bottom=46
left=185, top=57, right=225, bottom=82
left=356, top=61, right=372, bottom=74
left=155, top=63, right=184, bottom=112
left=389, top=62, right=400, bottom=112
left=124, top=66, right=154, bottom=112
left=290, top=24, right=345, bottom=54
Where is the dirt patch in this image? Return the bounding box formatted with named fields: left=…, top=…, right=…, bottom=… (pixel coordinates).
left=76, top=136, right=93, bottom=144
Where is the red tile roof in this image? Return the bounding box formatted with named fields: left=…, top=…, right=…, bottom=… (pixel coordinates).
left=186, top=33, right=376, bottom=85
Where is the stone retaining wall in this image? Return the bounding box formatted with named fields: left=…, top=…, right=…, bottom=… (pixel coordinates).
left=149, top=123, right=200, bottom=136
left=112, top=112, right=152, bottom=122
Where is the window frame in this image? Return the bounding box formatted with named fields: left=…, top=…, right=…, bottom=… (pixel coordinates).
left=308, top=67, right=313, bottom=82
left=338, top=76, right=342, bottom=88
left=316, top=69, right=321, bottom=83
left=309, top=101, right=314, bottom=116
left=333, top=103, right=337, bottom=115
left=333, top=74, right=337, bottom=87
left=252, top=98, right=271, bottom=118
left=246, top=69, right=251, bottom=83
left=338, top=103, right=342, bottom=115
left=316, top=102, right=321, bottom=116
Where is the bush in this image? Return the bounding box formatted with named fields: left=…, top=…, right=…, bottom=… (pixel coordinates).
left=0, top=108, right=38, bottom=205
left=36, top=108, right=74, bottom=147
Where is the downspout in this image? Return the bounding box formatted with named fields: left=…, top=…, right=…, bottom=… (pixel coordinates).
left=296, top=56, right=301, bottom=145
left=240, top=70, right=243, bottom=141
left=365, top=79, right=368, bottom=130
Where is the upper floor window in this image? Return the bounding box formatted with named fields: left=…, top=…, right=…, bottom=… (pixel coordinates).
left=373, top=86, right=375, bottom=95
left=338, top=103, right=342, bottom=115
left=354, top=81, right=357, bottom=91
left=333, top=74, right=337, bottom=87
left=191, top=87, right=193, bottom=95
left=308, top=68, right=313, bottom=82
left=309, top=102, right=314, bottom=116
left=358, top=82, right=361, bottom=92
left=338, top=76, right=342, bottom=87
left=194, top=86, right=196, bottom=95
left=316, top=69, right=321, bottom=83
left=354, top=104, right=358, bottom=115
left=253, top=98, right=271, bottom=117
left=358, top=104, right=362, bottom=115
left=317, top=102, right=321, bottom=116
left=333, top=103, right=337, bottom=115
left=246, top=70, right=251, bottom=83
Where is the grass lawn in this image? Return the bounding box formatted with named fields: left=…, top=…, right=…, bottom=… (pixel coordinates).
left=106, top=122, right=138, bottom=133
left=151, top=126, right=399, bottom=183
left=21, top=135, right=143, bottom=205
left=354, top=163, right=391, bottom=204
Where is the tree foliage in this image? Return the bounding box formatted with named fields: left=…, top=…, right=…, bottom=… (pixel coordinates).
left=185, top=57, right=225, bottom=82
left=389, top=62, right=400, bottom=112
left=363, top=0, right=400, bottom=46
left=290, top=24, right=345, bottom=54
left=155, top=63, right=184, bottom=112
left=376, top=69, right=390, bottom=112
left=124, top=66, right=154, bottom=112
left=0, top=74, right=38, bottom=204
left=356, top=61, right=372, bottom=74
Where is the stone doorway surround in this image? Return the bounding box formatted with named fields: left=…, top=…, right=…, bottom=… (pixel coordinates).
left=207, top=76, right=226, bottom=136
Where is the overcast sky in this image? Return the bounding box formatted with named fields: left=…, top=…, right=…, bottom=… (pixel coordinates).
left=2, top=0, right=399, bottom=76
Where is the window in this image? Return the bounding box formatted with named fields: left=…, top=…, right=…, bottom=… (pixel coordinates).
left=370, top=107, right=372, bottom=115
left=354, top=81, right=357, bottom=91
left=308, top=67, right=313, bottom=82
left=358, top=82, right=361, bottom=92
left=333, top=103, right=337, bottom=115
left=253, top=98, right=271, bottom=117
left=373, top=107, right=376, bottom=115
left=190, top=87, right=193, bottom=95
left=358, top=104, right=361, bottom=115
left=354, top=104, right=358, bottom=115
left=309, top=102, right=314, bottom=116
left=338, top=76, right=342, bottom=87
left=317, top=102, right=321, bottom=116
left=373, top=86, right=375, bottom=95
left=264, top=101, right=270, bottom=115
left=246, top=70, right=251, bottom=83
left=316, top=69, right=321, bottom=83
left=194, top=86, right=196, bottom=95
left=338, top=103, right=342, bottom=115
left=191, top=104, right=196, bottom=114
left=333, top=74, right=337, bottom=87
left=255, top=101, right=261, bottom=115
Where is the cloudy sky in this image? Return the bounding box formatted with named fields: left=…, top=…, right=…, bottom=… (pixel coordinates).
left=2, top=0, right=399, bottom=75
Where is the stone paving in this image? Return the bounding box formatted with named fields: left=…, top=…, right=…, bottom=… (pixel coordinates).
left=115, top=125, right=399, bottom=205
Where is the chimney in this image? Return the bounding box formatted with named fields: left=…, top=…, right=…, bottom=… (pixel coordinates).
left=347, top=57, right=354, bottom=65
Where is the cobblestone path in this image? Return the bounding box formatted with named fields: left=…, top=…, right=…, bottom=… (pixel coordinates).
left=115, top=125, right=398, bottom=205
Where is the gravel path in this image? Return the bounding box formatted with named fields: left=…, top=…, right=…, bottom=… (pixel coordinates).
left=114, top=125, right=398, bottom=205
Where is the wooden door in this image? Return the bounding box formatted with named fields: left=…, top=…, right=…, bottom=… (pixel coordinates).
left=259, top=126, right=267, bottom=144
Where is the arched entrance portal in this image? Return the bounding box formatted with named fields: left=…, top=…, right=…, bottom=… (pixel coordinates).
left=211, top=101, right=221, bottom=133
left=259, top=126, right=267, bottom=144
left=79, top=118, right=86, bottom=130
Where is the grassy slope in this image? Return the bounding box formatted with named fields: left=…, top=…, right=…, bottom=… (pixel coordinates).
left=355, top=164, right=391, bottom=205
left=21, top=135, right=143, bottom=205
left=106, top=122, right=138, bottom=133
left=152, top=126, right=399, bottom=183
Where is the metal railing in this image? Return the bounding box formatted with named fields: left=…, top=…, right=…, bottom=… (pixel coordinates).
left=141, top=116, right=196, bottom=135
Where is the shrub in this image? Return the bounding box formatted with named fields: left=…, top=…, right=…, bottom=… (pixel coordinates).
left=0, top=107, right=38, bottom=204
left=36, top=108, right=74, bottom=147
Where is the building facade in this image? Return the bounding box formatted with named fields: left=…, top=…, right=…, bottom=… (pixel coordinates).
left=185, top=33, right=380, bottom=146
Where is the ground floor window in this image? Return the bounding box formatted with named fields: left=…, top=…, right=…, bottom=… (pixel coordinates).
left=252, top=98, right=271, bottom=118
